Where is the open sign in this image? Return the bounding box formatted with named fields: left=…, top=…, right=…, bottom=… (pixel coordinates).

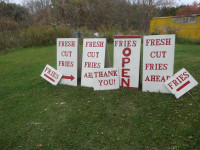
left=114, top=36, right=141, bottom=89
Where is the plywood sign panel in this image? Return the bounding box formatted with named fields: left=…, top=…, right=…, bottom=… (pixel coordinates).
left=41, top=64, right=62, bottom=85
left=164, top=68, right=198, bottom=99
left=142, top=34, right=175, bottom=93
left=81, top=38, right=107, bottom=87
left=57, top=38, right=80, bottom=86
left=93, top=68, right=120, bottom=91
left=114, top=36, right=141, bottom=89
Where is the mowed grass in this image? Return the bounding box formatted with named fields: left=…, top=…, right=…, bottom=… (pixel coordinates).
left=0, top=44, right=200, bottom=150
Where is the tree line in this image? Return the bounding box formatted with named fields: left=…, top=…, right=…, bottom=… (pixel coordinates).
left=2, top=0, right=199, bottom=33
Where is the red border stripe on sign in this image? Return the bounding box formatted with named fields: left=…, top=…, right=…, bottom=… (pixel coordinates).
left=114, top=36, right=141, bottom=39
left=176, top=81, right=190, bottom=92
left=120, top=86, right=139, bottom=90
left=44, top=74, right=55, bottom=82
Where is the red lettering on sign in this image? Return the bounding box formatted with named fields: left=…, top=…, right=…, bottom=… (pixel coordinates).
left=121, top=47, right=132, bottom=87
left=58, top=61, right=74, bottom=67
left=87, top=52, right=99, bottom=58
left=94, top=70, right=118, bottom=78
left=121, top=78, right=130, bottom=87
left=122, top=69, right=130, bottom=78
left=122, top=48, right=131, bottom=56
left=145, top=75, right=170, bottom=82
left=61, top=51, right=72, bottom=57
left=145, top=63, right=168, bottom=70
left=115, top=40, right=137, bottom=47
left=84, top=62, right=101, bottom=68
left=150, top=51, right=167, bottom=58
left=98, top=79, right=116, bottom=86
left=146, top=38, right=171, bottom=46
left=58, top=41, right=75, bottom=47
left=84, top=72, right=93, bottom=78
left=44, top=67, right=60, bottom=80
left=86, top=41, right=104, bottom=47
left=122, top=58, right=130, bottom=67
left=167, top=71, right=190, bottom=90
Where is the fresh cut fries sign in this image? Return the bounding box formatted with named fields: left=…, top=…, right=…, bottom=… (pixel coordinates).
left=81, top=38, right=110, bottom=87
left=57, top=38, right=81, bottom=86
left=142, top=34, right=175, bottom=93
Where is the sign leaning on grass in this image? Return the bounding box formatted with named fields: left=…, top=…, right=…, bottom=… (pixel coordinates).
left=114, top=36, right=141, bottom=89
left=81, top=38, right=110, bottom=87
left=164, top=68, right=198, bottom=99
left=93, top=68, right=120, bottom=91
left=142, top=34, right=175, bottom=93
left=41, top=64, right=62, bottom=86
left=57, top=38, right=81, bottom=86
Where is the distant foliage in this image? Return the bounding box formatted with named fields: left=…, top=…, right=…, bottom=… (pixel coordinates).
left=0, top=0, right=183, bottom=51
left=176, top=2, right=200, bottom=16
left=0, top=25, right=72, bottom=51
left=0, top=2, right=30, bottom=31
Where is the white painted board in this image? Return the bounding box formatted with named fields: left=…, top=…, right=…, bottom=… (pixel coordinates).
left=93, top=68, right=120, bottom=91
left=114, top=36, right=141, bottom=89
left=142, top=34, right=175, bottom=93
left=41, top=64, right=62, bottom=86
left=57, top=38, right=79, bottom=86
left=164, top=68, right=198, bottom=99
left=81, top=38, right=107, bottom=87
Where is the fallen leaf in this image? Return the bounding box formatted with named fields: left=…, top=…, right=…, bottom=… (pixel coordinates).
left=37, top=144, right=42, bottom=149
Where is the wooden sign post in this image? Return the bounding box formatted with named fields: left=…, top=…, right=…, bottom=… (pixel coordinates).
left=57, top=38, right=81, bottom=86
left=93, top=68, right=120, bottom=91
left=142, top=34, right=175, bottom=93
left=114, top=36, right=141, bottom=89
left=81, top=38, right=110, bottom=87
left=164, top=68, right=198, bottom=98
left=41, top=64, right=62, bottom=86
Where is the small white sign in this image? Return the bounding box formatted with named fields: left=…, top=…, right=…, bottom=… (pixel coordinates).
left=164, top=68, right=198, bottom=99
left=41, top=64, right=62, bottom=86
left=57, top=38, right=81, bottom=86
left=93, top=68, right=120, bottom=91
left=81, top=38, right=110, bottom=87
left=114, top=36, right=141, bottom=89
left=142, top=34, right=175, bottom=93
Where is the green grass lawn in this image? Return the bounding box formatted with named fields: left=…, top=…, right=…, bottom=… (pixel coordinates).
left=0, top=44, right=200, bottom=149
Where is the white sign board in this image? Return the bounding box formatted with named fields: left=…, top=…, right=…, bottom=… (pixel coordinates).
left=81, top=38, right=110, bottom=87
left=114, top=36, right=141, bottom=89
left=93, top=68, right=120, bottom=91
left=41, top=64, right=62, bottom=86
left=57, top=38, right=80, bottom=86
left=164, top=68, right=198, bottom=99
left=142, top=34, right=175, bottom=93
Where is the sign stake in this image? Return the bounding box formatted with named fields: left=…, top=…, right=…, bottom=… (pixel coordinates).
left=187, top=92, right=194, bottom=99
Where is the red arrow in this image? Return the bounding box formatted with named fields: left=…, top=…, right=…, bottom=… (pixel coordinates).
left=62, top=75, right=75, bottom=81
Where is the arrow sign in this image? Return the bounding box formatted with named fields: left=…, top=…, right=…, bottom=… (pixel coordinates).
left=62, top=75, right=74, bottom=81
left=41, top=64, right=63, bottom=86
left=57, top=38, right=79, bottom=86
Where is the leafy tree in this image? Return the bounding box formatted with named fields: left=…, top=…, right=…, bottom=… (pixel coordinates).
left=176, top=2, right=200, bottom=16
left=0, top=1, right=30, bottom=30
